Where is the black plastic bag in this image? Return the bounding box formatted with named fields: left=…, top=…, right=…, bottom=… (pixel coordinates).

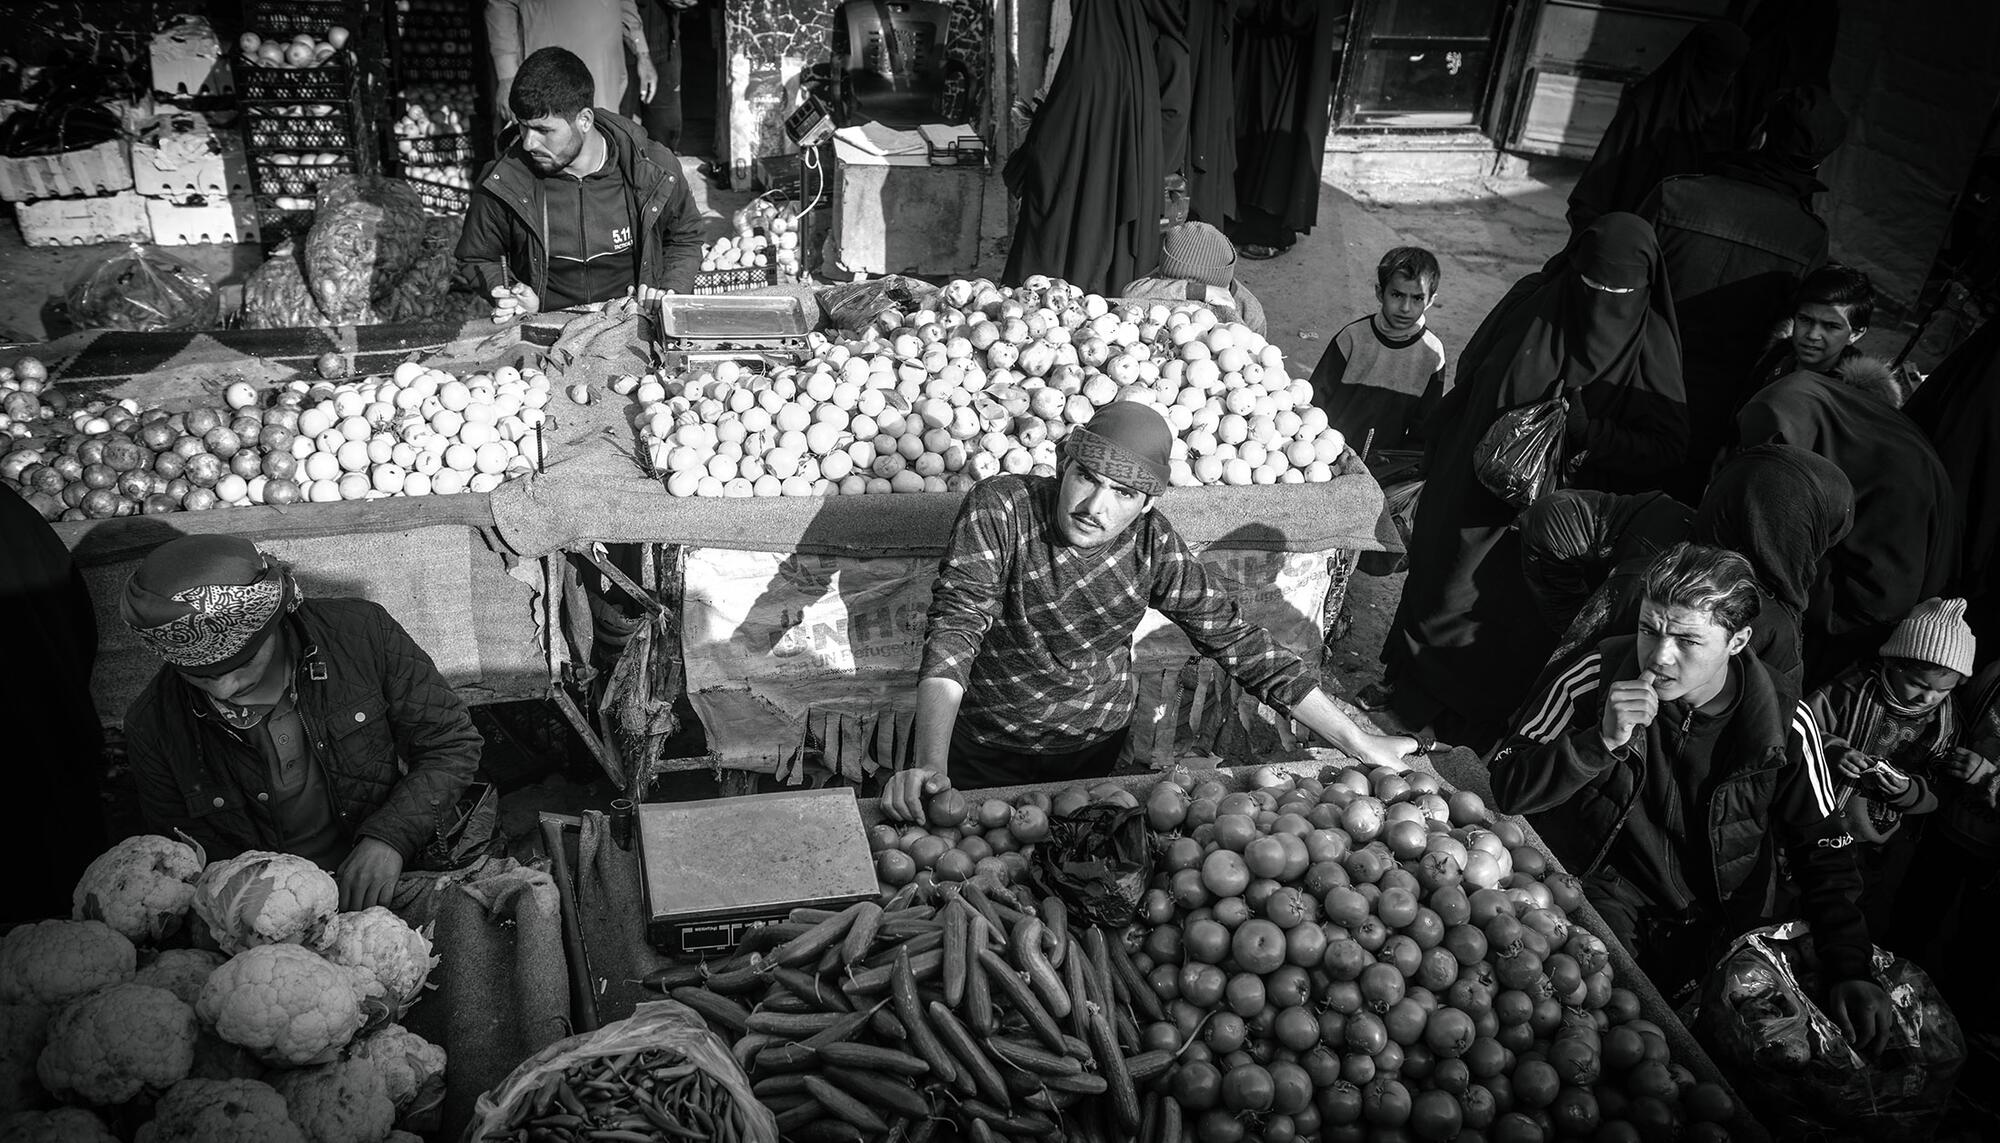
left=1473, top=393, right=1569, bottom=508
left=1695, top=921, right=1965, bottom=1143
left=818, top=275, right=941, bottom=333
left=1027, top=803, right=1154, bottom=927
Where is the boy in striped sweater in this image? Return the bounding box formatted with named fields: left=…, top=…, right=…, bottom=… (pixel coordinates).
left=1488, top=542, right=1892, bottom=1051
left=1307, top=246, right=1448, bottom=457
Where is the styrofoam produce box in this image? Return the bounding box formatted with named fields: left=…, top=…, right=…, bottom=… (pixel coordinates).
left=132, top=138, right=252, bottom=202
left=150, top=19, right=235, bottom=98
left=145, top=196, right=259, bottom=245
left=0, top=139, right=134, bottom=203
left=15, top=192, right=151, bottom=246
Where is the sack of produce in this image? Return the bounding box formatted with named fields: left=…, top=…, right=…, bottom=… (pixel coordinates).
left=462, top=998, right=776, bottom=1143
left=1027, top=801, right=1154, bottom=927
left=62, top=244, right=216, bottom=333
left=379, top=214, right=487, bottom=325
left=305, top=175, right=427, bottom=323
left=818, top=274, right=941, bottom=334
left=241, top=240, right=334, bottom=329
left=1695, top=921, right=1965, bottom=1142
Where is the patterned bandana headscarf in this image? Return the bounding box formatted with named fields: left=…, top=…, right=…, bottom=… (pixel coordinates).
left=121, top=535, right=298, bottom=675
left=1062, top=401, right=1173, bottom=495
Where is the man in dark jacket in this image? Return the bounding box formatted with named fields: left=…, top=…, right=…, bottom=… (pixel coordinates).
left=1638, top=85, right=1845, bottom=501
left=1490, top=542, right=1894, bottom=1053
left=455, top=46, right=704, bottom=322
left=122, top=536, right=483, bottom=911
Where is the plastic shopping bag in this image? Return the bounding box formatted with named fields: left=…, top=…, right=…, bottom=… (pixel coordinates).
left=1028, top=802, right=1155, bottom=928
left=460, top=999, right=776, bottom=1143
left=1694, top=921, right=1964, bottom=1142
left=63, top=244, right=216, bottom=332
left=1473, top=393, right=1568, bottom=508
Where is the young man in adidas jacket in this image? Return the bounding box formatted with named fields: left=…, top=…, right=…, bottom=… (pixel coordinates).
left=1489, top=542, right=1895, bottom=1053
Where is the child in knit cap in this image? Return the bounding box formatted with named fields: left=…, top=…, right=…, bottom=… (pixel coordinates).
left=1119, top=222, right=1267, bottom=336
left=1805, top=597, right=1993, bottom=933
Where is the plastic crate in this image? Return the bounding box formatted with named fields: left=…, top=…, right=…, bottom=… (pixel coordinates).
left=255, top=203, right=315, bottom=246
left=395, top=133, right=476, bottom=164
left=0, top=140, right=134, bottom=203
left=249, top=158, right=356, bottom=199
left=242, top=0, right=368, bottom=39
left=405, top=175, right=472, bottom=216
left=693, top=265, right=781, bottom=295
left=145, top=196, right=259, bottom=244
left=244, top=108, right=362, bottom=151
left=15, top=193, right=151, bottom=247
left=236, top=59, right=356, bottom=103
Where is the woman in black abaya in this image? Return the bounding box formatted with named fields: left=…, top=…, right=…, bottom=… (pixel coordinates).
left=1003, top=0, right=1175, bottom=296
left=1375, top=214, right=1687, bottom=749
left=1567, top=20, right=1750, bottom=236
left=1228, top=0, right=1338, bottom=258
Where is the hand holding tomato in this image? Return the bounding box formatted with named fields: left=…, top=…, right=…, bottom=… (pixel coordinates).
left=1829, top=977, right=1895, bottom=1056
left=882, top=766, right=949, bottom=822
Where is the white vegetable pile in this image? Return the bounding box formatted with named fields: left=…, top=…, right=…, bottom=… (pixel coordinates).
left=635, top=276, right=1348, bottom=497
left=0, top=839, right=443, bottom=1143
left=700, top=199, right=805, bottom=282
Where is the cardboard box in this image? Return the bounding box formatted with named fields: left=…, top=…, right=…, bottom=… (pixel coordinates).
left=145, top=196, right=259, bottom=245
left=0, top=140, right=134, bottom=203
left=151, top=18, right=235, bottom=99
left=827, top=139, right=986, bottom=277
left=14, top=193, right=151, bottom=247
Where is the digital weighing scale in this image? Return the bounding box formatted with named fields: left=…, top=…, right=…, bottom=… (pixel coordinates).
left=637, top=787, right=880, bottom=956
left=653, top=294, right=814, bottom=377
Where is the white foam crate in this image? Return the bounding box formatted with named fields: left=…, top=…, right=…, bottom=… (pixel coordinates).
left=14, top=192, right=151, bottom=246
left=145, top=196, right=260, bottom=244
left=0, top=140, right=134, bottom=203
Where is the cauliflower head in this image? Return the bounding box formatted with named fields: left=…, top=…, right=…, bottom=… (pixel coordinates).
left=191, top=852, right=339, bottom=956
left=36, top=983, right=196, bottom=1106
left=1, top=1005, right=51, bottom=1113
left=0, top=1107, right=119, bottom=1143
left=320, top=909, right=436, bottom=1018
left=0, top=922, right=135, bottom=1009
left=270, top=1058, right=394, bottom=1143
left=71, top=836, right=203, bottom=946
left=132, top=950, right=226, bottom=1008
left=195, top=945, right=364, bottom=1067
left=345, top=1025, right=443, bottom=1113
left=133, top=1078, right=305, bottom=1143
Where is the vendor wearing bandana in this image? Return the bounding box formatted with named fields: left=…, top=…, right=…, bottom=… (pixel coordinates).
left=121, top=536, right=483, bottom=910
left=882, top=402, right=1419, bottom=819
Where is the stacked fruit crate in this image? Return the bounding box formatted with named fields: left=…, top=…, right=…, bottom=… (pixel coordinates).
left=386, top=0, right=484, bottom=216
left=235, top=0, right=378, bottom=245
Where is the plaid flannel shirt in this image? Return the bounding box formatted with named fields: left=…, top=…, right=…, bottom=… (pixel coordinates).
left=920, top=474, right=1319, bottom=753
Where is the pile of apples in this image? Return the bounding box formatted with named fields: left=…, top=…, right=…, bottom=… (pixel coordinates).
left=238, top=26, right=350, bottom=69
left=0, top=356, right=550, bottom=521
left=629, top=276, right=1347, bottom=497
left=700, top=198, right=803, bottom=281
left=0, top=356, right=57, bottom=441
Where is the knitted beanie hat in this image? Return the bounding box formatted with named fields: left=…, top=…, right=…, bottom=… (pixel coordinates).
left=1879, top=597, right=1977, bottom=676
left=1159, top=222, right=1237, bottom=289
left=1063, top=401, right=1172, bottom=495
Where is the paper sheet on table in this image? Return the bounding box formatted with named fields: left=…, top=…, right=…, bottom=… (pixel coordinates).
left=833, top=122, right=927, bottom=156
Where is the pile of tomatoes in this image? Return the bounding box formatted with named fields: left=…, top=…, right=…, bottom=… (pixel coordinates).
left=868, top=764, right=1746, bottom=1143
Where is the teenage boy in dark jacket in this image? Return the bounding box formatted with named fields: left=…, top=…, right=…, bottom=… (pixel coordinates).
left=455, top=46, right=704, bottom=321
left=122, top=536, right=483, bottom=911
left=1490, top=542, right=1895, bottom=1053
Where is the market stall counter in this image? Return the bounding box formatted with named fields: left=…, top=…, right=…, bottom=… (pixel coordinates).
left=555, top=748, right=1770, bottom=1143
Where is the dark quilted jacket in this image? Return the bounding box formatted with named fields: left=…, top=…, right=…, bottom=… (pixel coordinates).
left=127, top=598, right=482, bottom=864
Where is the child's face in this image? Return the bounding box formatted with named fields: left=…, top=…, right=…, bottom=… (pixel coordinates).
left=1881, top=659, right=1964, bottom=712
left=1791, top=302, right=1866, bottom=372
left=1376, top=274, right=1436, bottom=333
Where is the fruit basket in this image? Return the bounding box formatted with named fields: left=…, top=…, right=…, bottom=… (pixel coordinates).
left=242, top=0, right=368, bottom=39
left=234, top=58, right=358, bottom=103
left=243, top=107, right=363, bottom=151
left=692, top=264, right=782, bottom=296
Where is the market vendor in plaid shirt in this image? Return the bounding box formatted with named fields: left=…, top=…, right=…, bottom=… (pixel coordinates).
left=882, top=402, right=1419, bottom=817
